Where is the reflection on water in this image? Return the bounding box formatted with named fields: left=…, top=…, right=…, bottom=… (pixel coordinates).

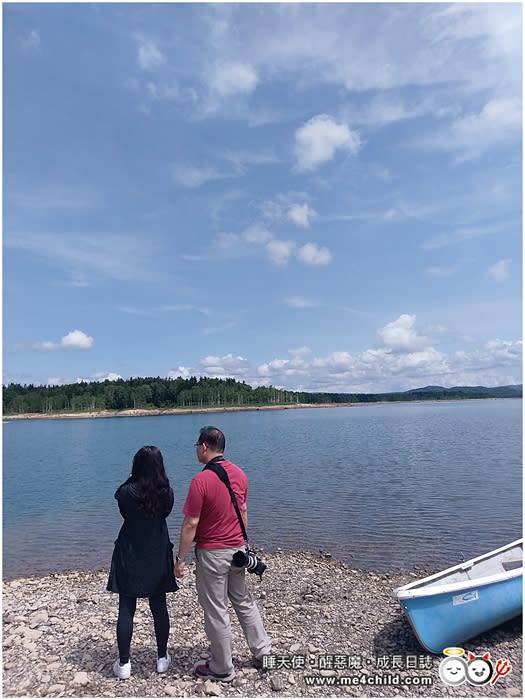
left=3, top=400, right=522, bottom=577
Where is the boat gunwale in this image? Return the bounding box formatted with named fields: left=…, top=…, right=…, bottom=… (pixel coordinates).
left=394, top=538, right=523, bottom=600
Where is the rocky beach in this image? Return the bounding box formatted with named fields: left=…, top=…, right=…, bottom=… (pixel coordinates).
left=3, top=551, right=522, bottom=698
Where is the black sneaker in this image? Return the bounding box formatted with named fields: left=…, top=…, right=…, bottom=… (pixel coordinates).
left=194, top=660, right=235, bottom=682
left=252, top=656, right=264, bottom=669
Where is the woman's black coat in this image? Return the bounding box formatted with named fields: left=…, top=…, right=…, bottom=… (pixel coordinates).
left=107, top=483, right=179, bottom=598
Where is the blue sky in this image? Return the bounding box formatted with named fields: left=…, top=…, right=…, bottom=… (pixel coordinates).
left=3, top=2, right=522, bottom=393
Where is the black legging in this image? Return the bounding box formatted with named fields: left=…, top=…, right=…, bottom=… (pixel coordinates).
left=117, top=592, right=169, bottom=664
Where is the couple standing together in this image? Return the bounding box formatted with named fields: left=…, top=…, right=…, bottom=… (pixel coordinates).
left=106, top=426, right=271, bottom=682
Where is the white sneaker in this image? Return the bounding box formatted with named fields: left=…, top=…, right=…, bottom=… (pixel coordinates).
left=157, top=652, right=171, bottom=674
left=113, top=658, right=131, bottom=679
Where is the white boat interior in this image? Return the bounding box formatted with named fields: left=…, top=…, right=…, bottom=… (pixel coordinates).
left=403, top=540, right=523, bottom=591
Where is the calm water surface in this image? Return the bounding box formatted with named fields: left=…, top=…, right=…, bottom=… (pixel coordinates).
left=3, top=400, right=522, bottom=578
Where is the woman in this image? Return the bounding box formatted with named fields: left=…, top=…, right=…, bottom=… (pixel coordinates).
left=107, top=446, right=178, bottom=680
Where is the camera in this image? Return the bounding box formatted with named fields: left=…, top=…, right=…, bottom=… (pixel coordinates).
left=232, top=549, right=267, bottom=578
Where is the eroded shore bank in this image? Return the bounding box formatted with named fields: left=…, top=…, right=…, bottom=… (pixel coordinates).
left=3, top=397, right=508, bottom=422
left=3, top=551, right=522, bottom=698
left=3, top=403, right=348, bottom=421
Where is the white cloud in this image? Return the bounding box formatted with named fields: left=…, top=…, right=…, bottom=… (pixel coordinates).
left=209, top=61, right=258, bottom=97
left=90, top=372, right=123, bottom=382
left=74, top=372, right=123, bottom=384
left=168, top=366, right=192, bottom=380
left=47, top=377, right=63, bottom=386
left=294, top=114, right=361, bottom=172
left=169, top=354, right=251, bottom=381
left=165, top=311, right=521, bottom=393
left=34, top=330, right=94, bottom=352
left=138, top=40, right=165, bottom=70
left=140, top=5, right=519, bottom=126
left=61, top=330, right=94, bottom=350
left=423, top=98, right=522, bottom=160
left=287, top=203, right=317, bottom=228
left=257, top=4, right=520, bottom=96
left=258, top=193, right=315, bottom=226
left=377, top=314, right=429, bottom=352
left=243, top=224, right=272, bottom=244
left=266, top=239, right=296, bottom=266
left=215, top=223, right=332, bottom=268
left=201, top=354, right=251, bottom=375
left=296, top=242, right=332, bottom=266
left=488, top=259, right=511, bottom=282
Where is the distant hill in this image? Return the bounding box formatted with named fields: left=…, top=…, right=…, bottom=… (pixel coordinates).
left=405, top=385, right=522, bottom=398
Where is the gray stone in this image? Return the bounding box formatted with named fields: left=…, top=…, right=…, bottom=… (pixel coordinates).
left=164, top=685, right=182, bottom=697
left=47, top=684, right=65, bottom=695
left=29, top=609, right=49, bottom=627
left=2, top=553, right=523, bottom=698
left=203, top=679, right=223, bottom=696
left=72, top=671, right=89, bottom=686
left=24, top=627, right=43, bottom=640
left=270, top=674, right=285, bottom=691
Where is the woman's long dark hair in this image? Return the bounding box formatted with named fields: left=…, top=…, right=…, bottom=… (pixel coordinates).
left=116, top=446, right=172, bottom=517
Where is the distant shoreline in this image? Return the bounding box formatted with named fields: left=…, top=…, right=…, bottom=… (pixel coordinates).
left=2, top=396, right=513, bottom=422
left=3, top=403, right=348, bottom=421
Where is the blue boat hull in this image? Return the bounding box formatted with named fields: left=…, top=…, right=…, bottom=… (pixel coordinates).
left=399, top=574, right=523, bottom=653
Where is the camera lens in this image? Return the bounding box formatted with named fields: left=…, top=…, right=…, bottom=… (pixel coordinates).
left=232, top=550, right=248, bottom=567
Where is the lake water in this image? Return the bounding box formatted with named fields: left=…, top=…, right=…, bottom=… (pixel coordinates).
left=3, top=399, right=522, bottom=579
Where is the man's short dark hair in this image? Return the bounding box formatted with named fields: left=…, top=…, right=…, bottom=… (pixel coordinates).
left=199, top=426, right=225, bottom=452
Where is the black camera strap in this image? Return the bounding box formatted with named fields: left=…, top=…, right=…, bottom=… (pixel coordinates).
left=203, top=458, right=248, bottom=543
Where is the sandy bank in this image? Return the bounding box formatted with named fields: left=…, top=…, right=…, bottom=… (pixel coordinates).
left=3, top=551, right=522, bottom=698
left=3, top=403, right=351, bottom=422
left=4, top=397, right=506, bottom=422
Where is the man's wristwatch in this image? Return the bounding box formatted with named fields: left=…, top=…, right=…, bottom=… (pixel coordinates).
left=175, top=554, right=183, bottom=563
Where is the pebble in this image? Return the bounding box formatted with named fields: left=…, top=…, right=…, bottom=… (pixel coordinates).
left=203, top=680, right=223, bottom=696
left=72, top=671, right=89, bottom=686
left=2, top=551, right=522, bottom=698
left=24, top=627, right=43, bottom=640
left=48, top=683, right=65, bottom=694
left=270, top=674, right=285, bottom=691
left=29, top=610, right=49, bottom=627
left=164, top=684, right=181, bottom=696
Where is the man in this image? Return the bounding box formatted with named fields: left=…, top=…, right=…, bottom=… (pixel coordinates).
left=175, top=426, right=271, bottom=682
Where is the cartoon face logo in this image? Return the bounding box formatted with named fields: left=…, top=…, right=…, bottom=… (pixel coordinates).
left=439, top=656, right=467, bottom=686
left=466, top=652, right=493, bottom=686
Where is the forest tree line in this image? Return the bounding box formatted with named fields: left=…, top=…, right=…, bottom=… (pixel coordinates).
left=2, top=376, right=521, bottom=415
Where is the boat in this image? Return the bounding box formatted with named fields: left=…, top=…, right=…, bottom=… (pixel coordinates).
left=394, top=538, right=523, bottom=653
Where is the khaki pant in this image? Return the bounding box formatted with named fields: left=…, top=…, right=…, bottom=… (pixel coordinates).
left=195, top=547, right=271, bottom=675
